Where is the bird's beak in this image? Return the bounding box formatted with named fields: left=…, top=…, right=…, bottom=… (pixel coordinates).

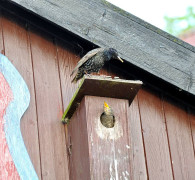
left=117, top=56, right=124, bottom=63
left=104, top=102, right=110, bottom=108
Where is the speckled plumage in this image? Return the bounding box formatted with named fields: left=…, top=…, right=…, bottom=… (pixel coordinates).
left=71, top=48, right=123, bottom=83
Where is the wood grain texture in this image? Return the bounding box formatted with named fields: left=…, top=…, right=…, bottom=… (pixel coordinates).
left=108, top=62, right=147, bottom=179
left=56, top=40, right=79, bottom=113
left=86, top=96, right=131, bottom=180
left=1, top=5, right=195, bottom=180
left=67, top=96, right=132, bottom=179
left=7, top=0, right=195, bottom=96
left=163, top=97, right=195, bottom=180
left=128, top=96, right=148, bottom=180
left=189, top=108, right=195, bottom=154
left=138, top=89, right=173, bottom=180
left=67, top=96, right=91, bottom=180
left=0, top=11, right=4, bottom=54
left=56, top=40, right=79, bottom=160
left=1, top=12, right=41, bottom=179
left=29, top=26, right=69, bottom=179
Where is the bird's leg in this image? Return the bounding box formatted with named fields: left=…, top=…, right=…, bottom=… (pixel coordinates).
left=84, top=70, right=91, bottom=77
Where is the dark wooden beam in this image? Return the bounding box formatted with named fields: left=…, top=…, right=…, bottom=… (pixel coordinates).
left=2, top=0, right=195, bottom=97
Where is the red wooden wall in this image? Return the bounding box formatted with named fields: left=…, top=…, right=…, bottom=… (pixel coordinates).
left=0, top=9, right=195, bottom=180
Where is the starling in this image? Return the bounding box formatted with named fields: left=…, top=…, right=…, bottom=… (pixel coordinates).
left=100, top=102, right=115, bottom=128
left=70, top=48, right=123, bottom=83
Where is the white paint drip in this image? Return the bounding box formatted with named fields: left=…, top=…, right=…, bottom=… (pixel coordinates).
left=114, top=159, right=118, bottom=180
left=90, top=134, right=93, bottom=146
left=109, top=143, right=119, bottom=180
left=122, top=171, right=129, bottom=180
left=94, top=114, right=131, bottom=180
left=126, top=145, right=130, bottom=149
left=109, top=162, right=114, bottom=180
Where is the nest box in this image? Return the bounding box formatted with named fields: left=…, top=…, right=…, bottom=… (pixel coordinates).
left=62, top=75, right=142, bottom=179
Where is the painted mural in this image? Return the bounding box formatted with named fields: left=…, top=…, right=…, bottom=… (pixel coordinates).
left=0, top=54, right=38, bottom=180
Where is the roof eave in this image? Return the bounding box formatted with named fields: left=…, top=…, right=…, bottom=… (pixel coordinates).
left=1, top=0, right=195, bottom=102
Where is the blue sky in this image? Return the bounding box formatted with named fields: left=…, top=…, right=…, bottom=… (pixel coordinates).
left=107, top=0, right=195, bottom=31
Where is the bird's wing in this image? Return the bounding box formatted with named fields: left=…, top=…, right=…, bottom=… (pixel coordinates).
left=70, top=48, right=104, bottom=76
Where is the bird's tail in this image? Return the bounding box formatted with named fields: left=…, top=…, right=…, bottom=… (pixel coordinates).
left=71, top=76, right=77, bottom=83
left=71, top=71, right=83, bottom=83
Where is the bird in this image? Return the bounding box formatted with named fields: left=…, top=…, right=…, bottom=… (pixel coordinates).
left=100, top=102, right=115, bottom=128
left=70, top=47, right=123, bottom=83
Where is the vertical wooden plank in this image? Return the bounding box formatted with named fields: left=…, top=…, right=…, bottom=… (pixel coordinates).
left=163, top=97, right=195, bottom=180
left=56, top=41, right=80, bottom=176
left=56, top=40, right=79, bottom=111
left=67, top=96, right=91, bottom=180
left=29, top=27, right=69, bottom=179
left=189, top=108, right=195, bottom=154
left=138, top=89, right=173, bottom=180
left=1, top=12, right=41, bottom=179
left=128, top=96, right=148, bottom=180
left=104, top=63, right=147, bottom=179
left=0, top=10, right=4, bottom=54
left=86, top=96, right=131, bottom=180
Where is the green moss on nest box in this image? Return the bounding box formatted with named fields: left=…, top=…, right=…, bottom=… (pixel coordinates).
left=61, top=75, right=142, bottom=124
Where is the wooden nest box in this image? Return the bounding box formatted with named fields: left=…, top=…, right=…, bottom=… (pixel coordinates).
left=62, top=75, right=142, bottom=179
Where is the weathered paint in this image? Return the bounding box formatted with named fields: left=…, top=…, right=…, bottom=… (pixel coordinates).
left=0, top=54, right=38, bottom=180
left=0, top=72, right=20, bottom=179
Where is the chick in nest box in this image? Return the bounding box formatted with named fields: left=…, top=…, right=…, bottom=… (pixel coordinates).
left=70, top=48, right=123, bottom=83
left=100, top=102, right=115, bottom=128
